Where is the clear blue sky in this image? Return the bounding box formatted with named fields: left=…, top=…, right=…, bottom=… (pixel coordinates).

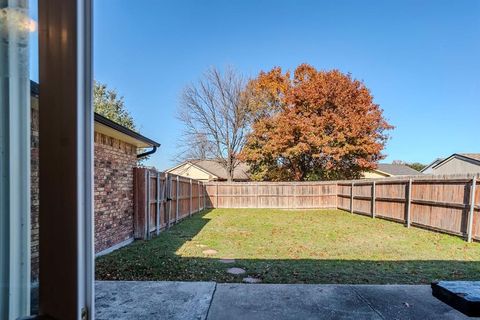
left=31, top=0, right=480, bottom=170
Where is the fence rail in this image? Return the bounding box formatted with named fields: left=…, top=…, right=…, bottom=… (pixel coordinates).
left=204, top=175, right=480, bottom=242
left=133, top=167, right=206, bottom=240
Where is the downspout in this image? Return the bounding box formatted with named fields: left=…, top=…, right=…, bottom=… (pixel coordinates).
left=137, top=146, right=157, bottom=159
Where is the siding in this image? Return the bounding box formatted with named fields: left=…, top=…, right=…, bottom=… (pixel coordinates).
left=432, top=157, right=480, bottom=175
left=168, top=163, right=215, bottom=181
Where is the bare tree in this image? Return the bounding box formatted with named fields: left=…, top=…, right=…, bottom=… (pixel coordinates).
left=177, top=67, right=250, bottom=181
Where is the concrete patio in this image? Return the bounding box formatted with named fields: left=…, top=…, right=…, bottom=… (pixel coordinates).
left=95, top=281, right=473, bottom=319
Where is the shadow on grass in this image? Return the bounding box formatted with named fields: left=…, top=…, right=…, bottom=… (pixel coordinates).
left=96, top=209, right=480, bottom=284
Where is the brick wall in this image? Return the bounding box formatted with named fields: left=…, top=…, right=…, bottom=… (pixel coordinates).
left=30, top=95, right=139, bottom=281
left=94, top=132, right=137, bottom=253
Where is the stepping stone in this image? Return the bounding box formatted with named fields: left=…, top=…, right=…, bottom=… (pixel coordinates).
left=202, top=249, right=218, bottom=256
left=243, top=277, right=262, bottom=284
left=227, top=267, right=246, bottom=275
left=219, top=258, right=236, bottom=264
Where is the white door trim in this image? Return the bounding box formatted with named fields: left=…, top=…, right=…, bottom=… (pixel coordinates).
left=0, top=0, right=32, bottom=318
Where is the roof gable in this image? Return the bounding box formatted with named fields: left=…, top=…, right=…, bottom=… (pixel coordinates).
left=167, top=160, right=250, bottom=180
left=421, top=158, right=444, bottom=173
left=429, top=154, right=480, bottom=170
left=167, top=162, right=219, bottom=179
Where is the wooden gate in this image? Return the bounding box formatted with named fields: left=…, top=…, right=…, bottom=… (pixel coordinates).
left=133, top=167, right=206, bottom=239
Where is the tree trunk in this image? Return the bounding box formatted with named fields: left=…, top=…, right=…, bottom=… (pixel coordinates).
left=226, top=160, right=234, bottom=182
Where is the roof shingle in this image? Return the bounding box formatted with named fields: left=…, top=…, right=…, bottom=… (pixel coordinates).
left=376, top=163, right=421, bottom=176
left=459, top=153, right=480, bottom=162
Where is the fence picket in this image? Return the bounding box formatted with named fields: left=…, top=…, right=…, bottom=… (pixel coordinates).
left=190, top=179, right=193, bottom=217
left=406, top=178, right=412, bottom=228
left=467, top=177, right=477, bottom=242
left=156, top=172, right=160, bottom=235
left=146, top=171, right=151, bottom=240
left=372, top=181, right=376, bottom=219
left=167, top=173, right=171, bottom=229
left=176, top=176, right=179, bottom=223
left=350, top=182, right=354, bottom=214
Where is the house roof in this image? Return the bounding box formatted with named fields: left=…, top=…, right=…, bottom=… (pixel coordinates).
left=375, top=163, right=421, bottom=176
left=94, top=113, right=160, bottom=148
left=31, top=80, right=160, bottom=148
left=458, top=153, right=480, bottom=162
left=421, top=158, right=444, bottom=172
left=421, top=153, right=480, bottom=172
left=31, top=80, right=39, bottom=96
left=168, top=160, right=250, bottom=180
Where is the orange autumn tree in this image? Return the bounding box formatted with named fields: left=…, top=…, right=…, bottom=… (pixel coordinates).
left=241, top=64, right=393, bottom=181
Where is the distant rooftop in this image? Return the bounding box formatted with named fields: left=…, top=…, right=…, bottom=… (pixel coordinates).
left=187, top=160, right=250, bottom=180
left=422, top=153, right=480, bottom=173
left=458, top=153, right=480, bottom=162
left=376, top=163, right=420, bottom=176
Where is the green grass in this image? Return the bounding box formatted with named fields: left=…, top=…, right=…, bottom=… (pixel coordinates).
left=96, top=209, right=480, bottom=284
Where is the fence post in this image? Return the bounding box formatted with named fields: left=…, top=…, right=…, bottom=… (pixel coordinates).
left=372, top=181, right=376, bottom=219
left=406, top=179, right=412, bottom=228
left=162, top=173, right=166, bottom=229
left=134, top=168, right=145, bottom=239
left=176, top=176, right=179, bottom=223
left=350, top=182, right=354, bottom=214
left=335, top=182, right=338, bottom=210
left=198, top=180, right=200, bottom=212
left=203, top=184, right=206, bottom=209
left=190, top=178, right=193, bottom=217
left=146, top=171, right=151, bottom=240
left=167, top=173, right=171, bottom=229
left=293, top=184, right=297, bottom=209
left=256, top=183, right=259, bottom=208
left=466, top=176, right=477, bottom=242
left=156, top=171, right=160, bottom=235
left=216, top=183, right=219, bottom=208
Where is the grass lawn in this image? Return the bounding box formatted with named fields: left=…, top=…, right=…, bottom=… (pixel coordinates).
left=96, top=209, right=480, bottom=284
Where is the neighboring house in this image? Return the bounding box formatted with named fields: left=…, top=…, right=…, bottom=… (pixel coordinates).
left=421, top=153, right=480, bottom=175
left=30, top=81, right=160, bottom=281
left=420, top=158, right=444, bottom=173
left=362, top=163, right=421, bottom=178
left=166, top=159, right=250, bottom=182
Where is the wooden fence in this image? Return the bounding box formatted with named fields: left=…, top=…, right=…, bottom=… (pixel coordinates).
left=133, top=167, right=206, bottom=239
left=204, top=175, right=479, bottom=242
left=133, top=171, right=479, bottom=242
left=337, top=175, right=480, bottom=242
left=204, top=181, right=337, bottom=209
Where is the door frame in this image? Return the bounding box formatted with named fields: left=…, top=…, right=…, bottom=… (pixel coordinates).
left=38, top=0, right=94, bottom=319
left=0, top=0, right=32, bottom=318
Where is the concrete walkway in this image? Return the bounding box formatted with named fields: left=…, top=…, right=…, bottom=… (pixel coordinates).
left=95, top=281, right=473, bottom=320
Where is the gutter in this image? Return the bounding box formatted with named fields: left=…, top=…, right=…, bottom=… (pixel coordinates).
left=137, top=146, right=157, bottom=159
